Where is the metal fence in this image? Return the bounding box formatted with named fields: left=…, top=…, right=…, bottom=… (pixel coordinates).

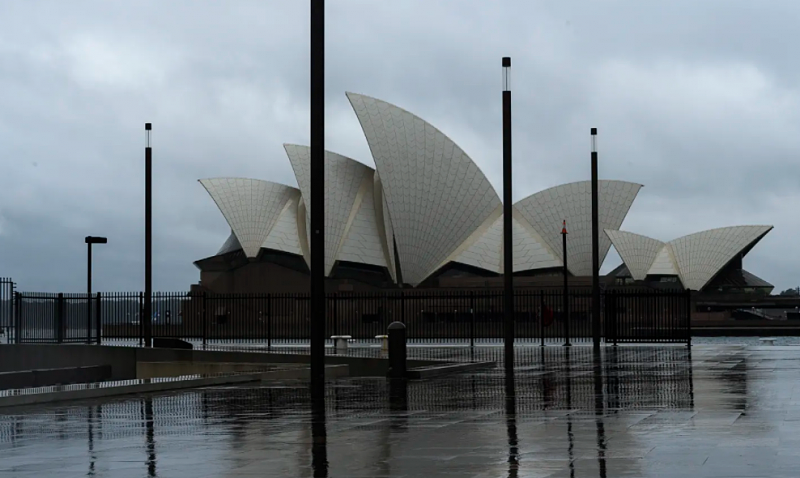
left=13, top=288, right=691, bottom=346
left=0, top=278, right=14, bottom=343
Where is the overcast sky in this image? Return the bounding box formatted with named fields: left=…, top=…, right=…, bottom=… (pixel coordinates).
left=0, top=0, right=797, bottom=293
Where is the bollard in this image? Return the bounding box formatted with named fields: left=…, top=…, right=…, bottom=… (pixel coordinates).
left=376, top=334, right=389, bottom=352
left=387, top=321, right=407, bottom=379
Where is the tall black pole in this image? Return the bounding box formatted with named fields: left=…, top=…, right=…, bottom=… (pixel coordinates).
left=591, top=127, right=601, bottom=349
left=86, top=241, right=92, bottom=344
left=562, top=221, right=571, bottom=346
left=144, top=123, right=152, bottom=348
left=310, top=0, right=326, bottom=394
left=502, top=57, right=514, bottom=370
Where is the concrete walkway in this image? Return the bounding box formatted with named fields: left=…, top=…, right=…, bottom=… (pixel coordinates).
left=0, top=345, right=796, bottom=477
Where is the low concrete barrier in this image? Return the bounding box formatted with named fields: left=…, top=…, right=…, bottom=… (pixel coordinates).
left=153, top=338, right=193, bottom=349
left=406, top=361, right=496, bottom=379
left=136, top=361, right=299, bottom=379
left=0, top=365, right=112, bottom=390
left=0, top=345, right=137, bottom=380
left=0, top=364, right=349, bottom=409
left=0, top=344, right=443, bottom=378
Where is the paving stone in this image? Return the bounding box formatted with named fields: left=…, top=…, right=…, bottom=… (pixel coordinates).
left=0, top=345, right=797, bottom=476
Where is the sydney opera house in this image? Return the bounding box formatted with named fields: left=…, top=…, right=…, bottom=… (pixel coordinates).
left=193, top=92, right=774, bottom=295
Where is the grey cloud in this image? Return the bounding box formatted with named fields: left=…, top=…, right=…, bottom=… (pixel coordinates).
left=0, top=0, right=797, bottom=291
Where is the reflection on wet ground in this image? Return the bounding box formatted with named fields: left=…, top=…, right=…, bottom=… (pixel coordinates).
left=0, top=345, right=798, bottom=477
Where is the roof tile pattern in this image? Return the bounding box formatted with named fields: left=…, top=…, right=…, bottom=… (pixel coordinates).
left=648, top=246, right=679, bottom=276
left=337, top=174, right=391, bottom=269
left=454, top=216, right=503, bottom=273
left=261, top=192, right=303, bottom=256
left=512, top=214, right=562, bottom=272
left=454, top=213, right=562, bottom=274
left=199, top=178, right=298, bottom=258
left=216, top=231, right=242, bottom=256
left=514, top=180, right=642, bottom=276
left=347, top=92, right=501, bottom=285
left=605, top=230, right=665, bottom=281
left=667, top=225, right=773, bottom=290
left=284, top=145, right=373, bottom=275
left=374, top=174, right=397, bottom=282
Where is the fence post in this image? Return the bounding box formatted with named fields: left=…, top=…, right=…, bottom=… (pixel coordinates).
left=563, top=288, right=571, bottom=347
left=387, top=321, right=407, bottom=379
left=539, top=290, right=545, bottom=347
left=685, top=289, right=692, bottom=347
left=467, top=290, right=475, bottom=347
left=138, top=292, right=144, bottom=347
left=201, top=292, right=208, bottom=349
left=56, top=293, right=65, bottom=344
left=400, top=291, right=405, bottom=323
left=86, top=292, right=92, bottom=345
left=267, top=293, right=272, bottom=348
left=96, top=292, right=102, bottom=345
left=332, top=293, right=338, bottom=337
left=14, top=292, right=21, bottom=345
left=611, top=290, right=618, bottom=347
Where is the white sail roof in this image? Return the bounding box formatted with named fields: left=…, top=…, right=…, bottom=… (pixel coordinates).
left=336, top=170, right=391, bottom=270
left=199, top=178, right=299, bottom=259
left=450, top=210, right=562, bottom=274
left=605, top=230, right=665, bottom=281
left=607, top=225, right=773, bottom=290
left=284, top=144, right=391, bottom=276
left=511, top=212, right=563, bottom=273
left=374, top=173, right=397, bottom=282
left=648, top=245, right=679, bottom=276
left=514, top=180, right=642, bottom=276
left=216, top=231, right=242, bottom=255
left=667, top=225, right=772, bottom=290
left=261, top=192, right=303, bottom=256
left=450, top=209, right=504, bottom=273
left=347, top=92, right=501, bottom=285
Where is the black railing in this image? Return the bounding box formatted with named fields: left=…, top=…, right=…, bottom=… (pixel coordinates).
left=14, top=288, right=690, bottom=346
left=0, top=278, right=14, bottom=343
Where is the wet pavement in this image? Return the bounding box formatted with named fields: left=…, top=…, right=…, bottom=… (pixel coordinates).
left=0, top=345, right=798, bottom=477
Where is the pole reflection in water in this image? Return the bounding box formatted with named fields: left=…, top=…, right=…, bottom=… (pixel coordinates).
left=383, top=378, right=409, bottom=477
left=565, top=347, right=575, bottom=478
left=311, top=393, right=328, bottom=477
left=688, top=346, right=695, bottom=409
left=607, top=347, right=620, bottom=410
left=87, top=405, right=96, bottom=477
left=142, top=397, right=156, bottom=477
left=505, top=368, right=519, bottom=477
left=389, top=378, right=409, bottom=432
left=593, top=349, right=607, bottom=478
left=540, top=347, right=554, bottom=408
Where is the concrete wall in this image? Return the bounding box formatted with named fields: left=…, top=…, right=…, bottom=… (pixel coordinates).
left=0, top=344, right=138, bottom=380
left=136, top=361, right=290, bottom=379
left=0, top=365, right=112, bottom=390
left=0, top=345, right=440, bottom=378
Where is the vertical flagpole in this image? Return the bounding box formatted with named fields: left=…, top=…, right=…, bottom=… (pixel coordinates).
left=144, top=123, right=153, bottom=348
left=591, top=128, right=601, bottom=349
left=502, top=57, right=514, bottom=371
left=562, top=221, right=571, bottom=346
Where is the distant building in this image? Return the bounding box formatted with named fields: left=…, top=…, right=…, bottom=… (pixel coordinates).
left=605, top=227, right=773, bottom=294
left=193, top=92, right=773, bottom=295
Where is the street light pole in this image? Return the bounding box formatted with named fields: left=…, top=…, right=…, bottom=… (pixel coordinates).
left=87, top=241, right=92, bottom=344
left=310, top=0, right=326, bottom=396
left=85, top=236, right=107, bottom=345
left=144, top=123, right=153, bottom=348
left=591, top=128, right=601, bottom=349
left=502, top=56, right=514, bottom=371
